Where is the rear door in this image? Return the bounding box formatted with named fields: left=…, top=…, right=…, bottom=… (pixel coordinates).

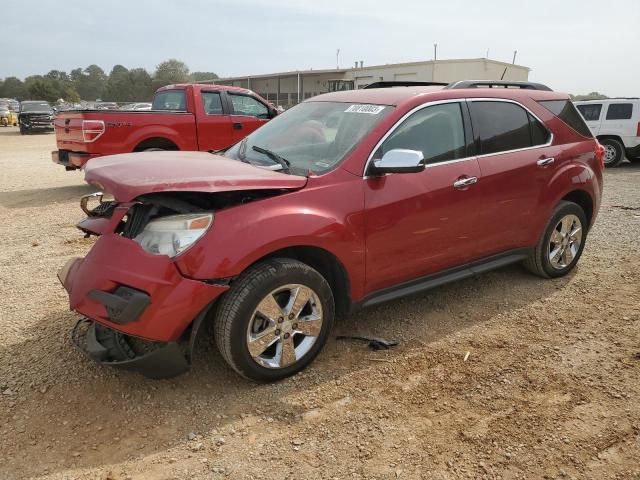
left=575, top=102, right=603, bottom=135
left=364, top=101, right=483, bottom=293
left=195, top=90, right=234, bottom=151
left=468, top=99, right=555, bottom=257
left=227, top=92, right=271, bottom=142
left=602, top=102, right=634, bottom=139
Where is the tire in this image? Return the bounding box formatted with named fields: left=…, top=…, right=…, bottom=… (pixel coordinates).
left=214, top=258, right=335, bottom=382
left=524, top=201, right=588, bottom=278
left=19, top=126, right=26, bottom=135
left=0, top=118, right=7, bottom=127
left=600, top=138, right=624, bottom=167
left=143, top=148, right=164, bottom=151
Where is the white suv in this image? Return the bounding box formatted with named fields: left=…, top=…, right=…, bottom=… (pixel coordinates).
left=574, top=99, right=640, bottom=167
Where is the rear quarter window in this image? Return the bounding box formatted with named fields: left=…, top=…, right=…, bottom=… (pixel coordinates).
left=605, top=103, right=633, bottom=120
left=539, top=100, right=593, bottom=138
left=152, top=90, right=186, bottom=111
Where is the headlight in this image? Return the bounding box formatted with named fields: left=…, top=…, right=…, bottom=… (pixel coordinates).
left=133, top=213, right=213, bottom=258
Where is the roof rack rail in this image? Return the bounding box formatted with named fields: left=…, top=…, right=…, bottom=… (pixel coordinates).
left=445, top=80, right=553, bottom=91
left=363, top=81, right=449, bottom=89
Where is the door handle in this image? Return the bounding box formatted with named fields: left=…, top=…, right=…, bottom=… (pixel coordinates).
left=537, top=157, right=555, bottom=166
left=453, top=176, right=478, bottom=189
left=233, top=122, right=243, bottom=130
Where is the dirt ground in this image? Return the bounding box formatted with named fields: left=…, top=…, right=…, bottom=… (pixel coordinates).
left=0, top=126, right=638, bottom=480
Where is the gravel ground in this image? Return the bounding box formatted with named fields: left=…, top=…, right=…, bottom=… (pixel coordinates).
left=0, top=126, right=639, bottom=480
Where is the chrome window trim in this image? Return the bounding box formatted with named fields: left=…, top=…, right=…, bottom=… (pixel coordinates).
left=363, top=97, right=554, bottom=177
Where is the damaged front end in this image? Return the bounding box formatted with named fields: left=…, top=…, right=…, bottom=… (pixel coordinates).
left=61, top=181, right=300, bottom=379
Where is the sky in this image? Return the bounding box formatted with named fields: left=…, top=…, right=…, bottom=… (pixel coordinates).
left=3, top=0, right=639, bottom=96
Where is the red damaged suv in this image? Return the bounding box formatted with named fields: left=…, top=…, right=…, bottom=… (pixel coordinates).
left=59, top=80, right=604, bottom=381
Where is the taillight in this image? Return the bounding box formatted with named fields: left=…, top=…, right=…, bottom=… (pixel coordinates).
left=82, top=120, right=105, bottom=142
left=595, top=142, right=605, bottom=170
left=636, top=121, right=640, bottom=137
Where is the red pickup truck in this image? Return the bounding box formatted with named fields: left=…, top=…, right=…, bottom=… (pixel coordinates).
left=52, top=84, right=277, bottom=170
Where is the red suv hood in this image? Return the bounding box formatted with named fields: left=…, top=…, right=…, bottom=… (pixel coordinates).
left=83, top=151, right=307, bottom=201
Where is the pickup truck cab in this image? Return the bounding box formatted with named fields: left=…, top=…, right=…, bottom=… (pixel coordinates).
left=52, top=84, right=277, bottom=169
left=574, top=98, right=640, bottom=166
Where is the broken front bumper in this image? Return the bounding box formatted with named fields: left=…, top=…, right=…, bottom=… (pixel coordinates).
left=58, top=234, right=228, bottom=342
left=71, top=319, right=190, bottom=379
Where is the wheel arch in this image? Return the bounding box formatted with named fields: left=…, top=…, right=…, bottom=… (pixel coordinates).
left=596, top=134, right=624, bottom=144
left=133, top=137, right=180, bottom=152
left=246, top=245, right=351, bottom=318
left=561, top=189, right=594, bottom=227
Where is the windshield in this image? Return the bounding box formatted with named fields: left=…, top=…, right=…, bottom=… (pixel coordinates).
left=224, top=101, right=392, bottom=175
left=21, top=102, right=52, bottom=113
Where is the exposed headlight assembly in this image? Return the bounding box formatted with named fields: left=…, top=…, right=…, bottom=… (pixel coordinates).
left=134, top=213, right=213, bottom=258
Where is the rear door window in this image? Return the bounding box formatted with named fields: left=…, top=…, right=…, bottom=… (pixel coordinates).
left=538, top=100, right=593, bottom=138
left=576, top=103, right=602, bottom=121
left=605, top=103, right=633, bottom=120
left=469, top=101, right=533, bottom=154
left=152, top=90, right=186, bottom=111
left=378, top=102, right=466, bottom=164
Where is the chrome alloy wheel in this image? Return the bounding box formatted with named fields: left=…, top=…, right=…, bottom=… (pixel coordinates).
left=603, top=144, right=617, bottom=165
left=246, top=284, right=323, bottom=369
left=548, top=214, right=582, bottom=270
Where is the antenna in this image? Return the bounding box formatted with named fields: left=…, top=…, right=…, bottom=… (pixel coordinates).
left=512, top=50, right=518, bottom=64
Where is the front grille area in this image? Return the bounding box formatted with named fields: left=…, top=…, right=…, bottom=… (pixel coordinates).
left=121, top=204, right=154, bottom=239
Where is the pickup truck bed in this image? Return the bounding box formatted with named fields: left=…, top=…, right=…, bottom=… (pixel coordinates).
left=52, top=84, right=276, bottom=169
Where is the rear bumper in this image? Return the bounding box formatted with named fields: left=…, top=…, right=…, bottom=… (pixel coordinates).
left=58, top=234, right=229, bottom=342
left=52, top=150, right=101, bottom=169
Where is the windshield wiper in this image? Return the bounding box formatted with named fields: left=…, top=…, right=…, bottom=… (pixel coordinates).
left=252, top=145, right=291, bottom=173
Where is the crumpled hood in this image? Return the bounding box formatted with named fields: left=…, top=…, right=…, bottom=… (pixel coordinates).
left=84, top=151, right=307, bottom=202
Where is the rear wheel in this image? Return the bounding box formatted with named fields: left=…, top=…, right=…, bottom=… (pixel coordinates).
left=600, top=138, right=624, bottom=167
left=214, top=258, right=335, bottom=382
left=19, top=126, right=26, bottom=135
left=524, top=201, right=587, bottom=278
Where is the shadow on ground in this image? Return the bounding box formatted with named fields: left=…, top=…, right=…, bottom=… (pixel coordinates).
left=0, top=263, right=572, bottom=478
left=0, top=184, right=96, bottom=209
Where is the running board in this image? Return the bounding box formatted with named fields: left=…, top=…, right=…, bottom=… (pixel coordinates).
left=353, top=249, right=530, bottom=311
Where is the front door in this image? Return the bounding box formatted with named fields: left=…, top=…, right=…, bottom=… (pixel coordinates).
left=364, top=101, right=483, bottom=294
left=227, top=92, right=271, bottom=142
left=196, top=90, right=234, bottom=151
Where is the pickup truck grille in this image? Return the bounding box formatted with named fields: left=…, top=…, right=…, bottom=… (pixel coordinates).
left=21, top=114, right=53, bottom=126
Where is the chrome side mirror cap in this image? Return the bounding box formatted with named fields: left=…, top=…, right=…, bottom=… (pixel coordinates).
left=370, top=149, right=426, bottom=175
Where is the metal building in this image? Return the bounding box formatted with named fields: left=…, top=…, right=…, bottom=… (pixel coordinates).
left=210, top=58, right=530, bottom=108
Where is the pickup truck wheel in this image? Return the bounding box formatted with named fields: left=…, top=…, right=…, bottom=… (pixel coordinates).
left=524, top=201, right=587, bottom=278
left=214, top=258, right=335, bottom=382
left=143, top=148, right=164, bottom=151
left=600, top=138, right=624, bottom=167
left=19, top=126, right=26, bottom=135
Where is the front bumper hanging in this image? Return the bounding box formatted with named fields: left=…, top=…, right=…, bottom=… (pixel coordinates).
left=71, top=319, right=190, bottom=379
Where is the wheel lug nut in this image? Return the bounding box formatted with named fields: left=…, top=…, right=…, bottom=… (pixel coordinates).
left=277, top=317, right=284, bottom=323
left=292, top=323, right=298, bottom=329
left=275, top=329, right=281, bottom=335
left=288, top=313, right=294, bottom=320
left=284, top=332, right=290, bottom=339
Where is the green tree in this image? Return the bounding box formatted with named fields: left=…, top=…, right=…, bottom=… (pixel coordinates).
left=75, top=65, right=107, bottom=101
left=190, top=71, right=219, bottom=82
left=64, top=86, right=81, bottom=103
left=24, top=76, right=59, bottom=102
left=0, top=76, right=27, bottom=100
left=153, top=59, right=189, bottom=90
left=103, top=64, right=131, bottom=101
left=128, top=68, right=154, bottom=101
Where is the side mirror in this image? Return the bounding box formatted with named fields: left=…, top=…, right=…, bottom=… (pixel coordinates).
left=269, top=107, right=279, bottom=119
left=370, top=149, right=425, bottom=175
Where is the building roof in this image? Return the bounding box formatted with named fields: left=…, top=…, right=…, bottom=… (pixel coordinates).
left=213, top=58, right=530, bottom=83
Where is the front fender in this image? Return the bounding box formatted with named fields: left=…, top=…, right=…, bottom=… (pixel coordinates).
left=174, top=171, right=366, bottom=299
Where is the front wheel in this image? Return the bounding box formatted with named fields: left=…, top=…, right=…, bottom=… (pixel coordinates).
left=214, top=258, right=335, bottom=382
left=524, top=201, right=587, bottom=278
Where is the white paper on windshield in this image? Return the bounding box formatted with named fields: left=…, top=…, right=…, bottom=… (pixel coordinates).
left=344, top=104, right=385, bottom=114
